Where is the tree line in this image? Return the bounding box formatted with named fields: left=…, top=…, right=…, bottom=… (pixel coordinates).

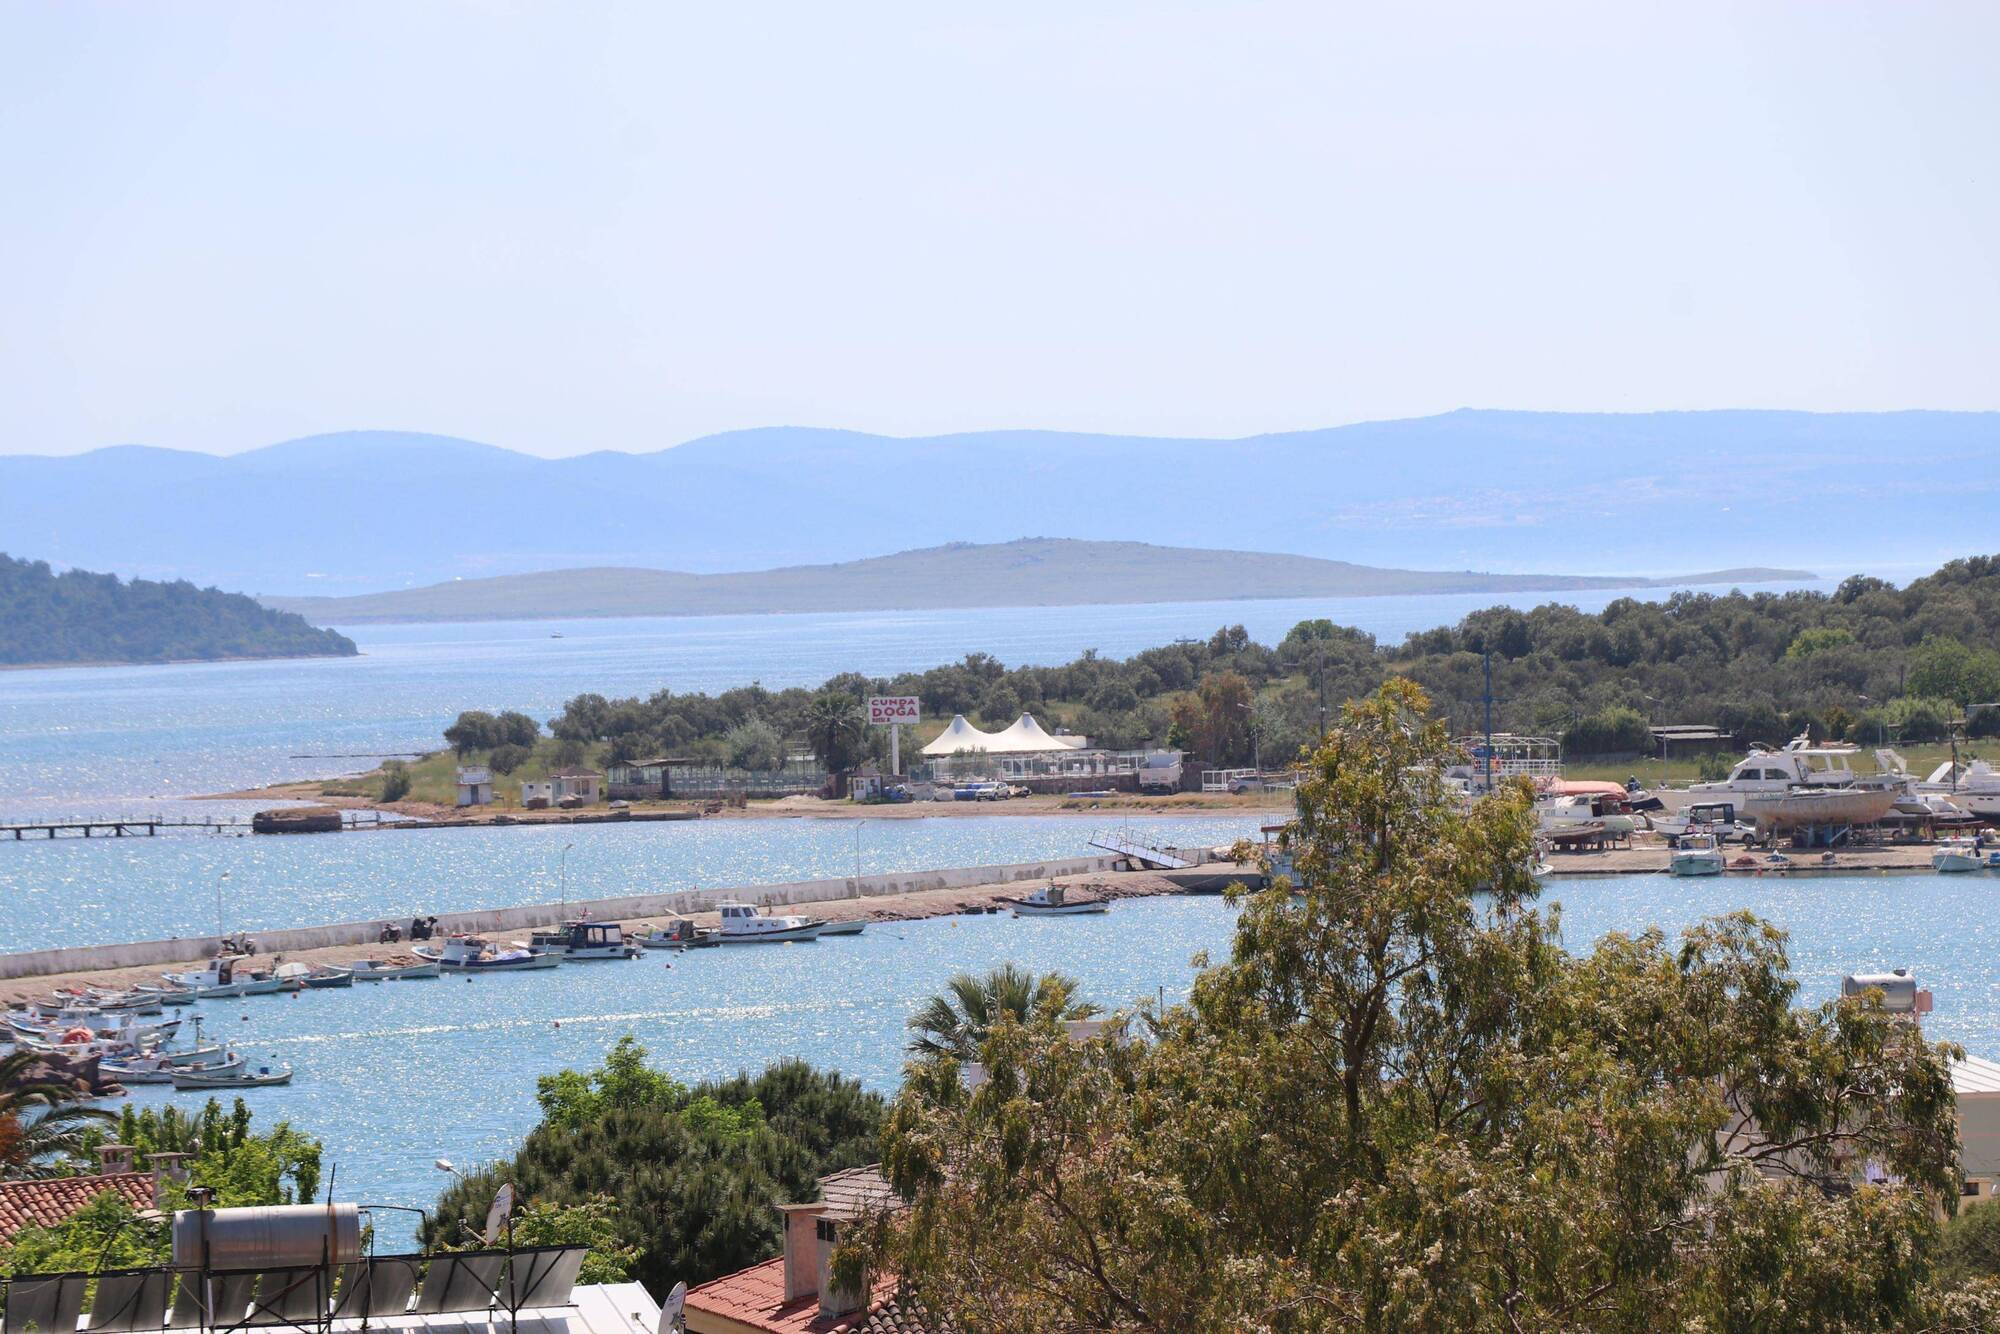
left=479, top=554, right=2000, bottom=771
left=0, top=553, right=356, bottom=666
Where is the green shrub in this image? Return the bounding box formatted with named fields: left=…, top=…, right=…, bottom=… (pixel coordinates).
left=380, top=760, right=412, bottom=802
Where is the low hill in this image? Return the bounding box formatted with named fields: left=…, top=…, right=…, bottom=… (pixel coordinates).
left=260, top=538, right=1811, bottom=623
left=0, top=410, right=1990, bottom=593
left=0, top=553, right=357, bottom=667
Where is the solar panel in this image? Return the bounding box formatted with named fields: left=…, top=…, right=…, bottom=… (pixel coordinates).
left=84, top=1268, right=172, bottom=1333
left=498, top=1248, right=586, bottom=1312
left=5, top=1272, right=88, bottom=1334
left=165, top=1273, right=206, bottom=1329
left=412, top=1253, right=504, bottom=1315
left=329, top=1258, right=418, bottom=1321
left=239, top=1267, right=327, bottom=1327
left=208, top=1273, right=258, bottom=1329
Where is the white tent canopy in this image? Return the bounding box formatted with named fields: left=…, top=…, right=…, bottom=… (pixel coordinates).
left=922, top=713, right=1091, bottom=757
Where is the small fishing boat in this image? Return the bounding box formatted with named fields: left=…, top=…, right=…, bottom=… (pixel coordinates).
left=715, top=903, right=825, bottom=944
left=1668, top=833, right=1726, bottom=878
left=1006, top=884, right=1108, bottom=917
left=1933, top=837, right=1986, bottom=873
left=161, top=957, right=281, bottom=999
left=272, top=962, right=355, bottom=990
left=413, top=936, right=560, bottom=971
left=171, top=1060, right=292, bottom=1090
left=105, top=1049, right=244, bottom=1085
left=349, top=956, right=443, bottom=981
left=528, top=920, right=641, bottom=960
left=639, top=919, right=719, bottom=950
left=817, top=919, right=867, bottom=937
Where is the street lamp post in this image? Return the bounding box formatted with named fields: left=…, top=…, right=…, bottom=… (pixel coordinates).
left=557, top=842, right=574, bottom=910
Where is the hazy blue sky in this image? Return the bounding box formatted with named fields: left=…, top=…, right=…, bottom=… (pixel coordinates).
left=3, top=3, right=1996, bottom=458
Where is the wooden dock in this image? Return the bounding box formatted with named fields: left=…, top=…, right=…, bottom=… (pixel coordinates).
left=0, top=811, right=395, bottom=839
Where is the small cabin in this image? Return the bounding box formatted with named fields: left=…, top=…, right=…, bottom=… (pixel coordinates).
left=547, top=767, right=603, bottom=806
left=455, top=766, right=495, bottom=808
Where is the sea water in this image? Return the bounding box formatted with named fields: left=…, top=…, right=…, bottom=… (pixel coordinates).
left=0, top=813, right=1268, bottom=952
left=104, top=871, right=1994, bottom=1248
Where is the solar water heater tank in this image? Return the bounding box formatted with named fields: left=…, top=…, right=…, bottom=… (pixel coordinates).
left=171, top=1204, right=362, bottom=1269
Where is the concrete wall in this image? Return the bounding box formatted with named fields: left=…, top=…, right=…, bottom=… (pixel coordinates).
left=0, top=855, right=1122, bottom=981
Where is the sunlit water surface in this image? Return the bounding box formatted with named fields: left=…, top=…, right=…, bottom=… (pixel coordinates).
left=99, top=871, right=1992, bottom=1247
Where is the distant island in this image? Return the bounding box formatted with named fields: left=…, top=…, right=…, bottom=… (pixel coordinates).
left=260, top=537, right=1813, bottom=624
left=0, top=553, right=358, bottom=667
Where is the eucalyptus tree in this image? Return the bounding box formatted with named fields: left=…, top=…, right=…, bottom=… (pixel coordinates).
left=847, top=679, right=1975, bottom=1331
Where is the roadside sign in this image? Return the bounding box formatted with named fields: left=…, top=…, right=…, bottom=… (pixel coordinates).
left=868, top=696, right=920, bottom=726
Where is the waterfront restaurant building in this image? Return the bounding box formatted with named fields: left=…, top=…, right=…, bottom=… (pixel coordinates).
left=921, top=713, right=1183, bottom=792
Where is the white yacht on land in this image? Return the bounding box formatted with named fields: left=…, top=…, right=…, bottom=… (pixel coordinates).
left=1534, top=791, right=1640, bottom=836
left=1922, top=758, right=2000, bottom=822
left=1688, top=734, right=1899, bottom=830
left=715, top=902, right=826, bottom=943
left=1668, top=832, right=1726, bottom=877
left=1934, top=837, right=1988, bottom=873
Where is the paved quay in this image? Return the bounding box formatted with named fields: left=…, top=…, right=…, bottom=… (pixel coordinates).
left=0, top=861, right=1251, bottom=1002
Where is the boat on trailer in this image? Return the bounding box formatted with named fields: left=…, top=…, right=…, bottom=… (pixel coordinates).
left=1007, top=883, right=1108, bottom=917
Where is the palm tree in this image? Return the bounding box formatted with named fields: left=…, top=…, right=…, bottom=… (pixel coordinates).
left=906, top=964, right=1101, bottom=1060
left=803, top=693, right=865, bottom=774
left=0, top=1050, right=115, bottom=1180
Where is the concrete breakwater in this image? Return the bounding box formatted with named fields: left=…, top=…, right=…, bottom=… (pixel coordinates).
left=0, top=854, right=1123, bottom=982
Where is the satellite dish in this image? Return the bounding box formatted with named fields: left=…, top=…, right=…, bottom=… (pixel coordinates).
left=484, top=1182, right=515, bottom=1245
left=658, top=1282, right=686, bottom=1334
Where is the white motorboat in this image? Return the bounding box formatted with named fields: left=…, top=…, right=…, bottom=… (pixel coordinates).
left=528, top=920, right=641, bottom=959
left=161, top=957, right=282, bottom=999
left=715, top=903, right=825, bottom=943
left=1652, top=801, right=1756, bottom=843
left=104, top=1048, right=244, bottom=1085
left=9, top=1011, right=181, bottom=1045
left=639, top=919, right=719, bottom=949
left=171, top=1059, right=292, bottom=1090
left=1535, top=793, right=1640, bottom=836
left=1934, top=837, right=1987, bottom=873
left=412, top=935, right=560, bottom=971
left=1690, top=734, right=1900, bottom=830
left=817, top=919, right=867, bottom=937
left=1007, top=883, right=1108, bottom=917
left=1668, top=833, right=1726, bottom=878
left=349, top=956, right=442, bottom=980
left=1917, top=757, right=2000, bottom=822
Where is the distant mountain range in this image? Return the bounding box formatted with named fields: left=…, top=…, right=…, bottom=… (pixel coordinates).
left=2, top=410, right=1993, bottom=594
left=261, top=538, right=1811, bottom=624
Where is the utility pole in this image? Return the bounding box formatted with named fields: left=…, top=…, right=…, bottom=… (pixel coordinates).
left=1482, top=648, right=1494, bottom=793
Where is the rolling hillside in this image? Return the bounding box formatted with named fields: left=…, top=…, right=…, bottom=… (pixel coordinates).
left=261, top=538, right=1811, bottom=623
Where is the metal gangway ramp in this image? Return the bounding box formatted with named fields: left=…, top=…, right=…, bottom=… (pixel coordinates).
left=1089, top=831, right=1197, bottom=870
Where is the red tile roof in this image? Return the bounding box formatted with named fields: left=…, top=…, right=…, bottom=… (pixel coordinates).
left=683, top=1257, right=923, bottom=1334
left=0, top=1173, right=157, bottom=1241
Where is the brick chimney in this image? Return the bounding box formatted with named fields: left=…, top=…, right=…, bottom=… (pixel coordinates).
left=776, top=1203, right=827, bottom=1303
left=815, top=1215, right=864, bottom=1318
left=96, top=1143, right=137, bottom=1175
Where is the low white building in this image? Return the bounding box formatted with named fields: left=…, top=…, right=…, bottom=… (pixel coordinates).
left=454, top=765, right=494, bottom=807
